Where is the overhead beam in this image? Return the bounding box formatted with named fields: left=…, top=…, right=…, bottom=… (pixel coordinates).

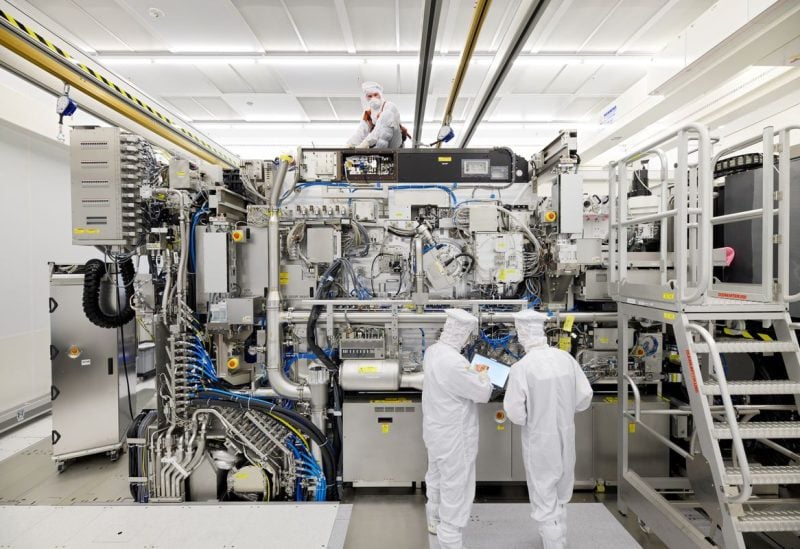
left=413, top=0, right=443, bottom=146
left=0, top=4, right=237, bottom=166
left=459, top=0, right=554, bottom=147
left=333, top=0, right=356, bottom=54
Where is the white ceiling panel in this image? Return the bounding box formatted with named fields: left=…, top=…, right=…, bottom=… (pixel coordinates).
left=429, top=63, right=490, bottom=96
left=276, top=65, right=363, bottom=95
left=195, top=66, right=253, bottom=94
left=231, top=66, right=286, bottom=93
left=490, top=95, right=572, bottom=120
left=555, top=97, right=609, bottom=120
left=72, top=0, right=165, bottom=50
left=348, top=0, right=401, bottom=51
left=581, top=0, right=662, bottom=52
left=284, top=1, right=346, bottom=51
left=399, top=0, right=425, bottom=51
left=624, top=0, right=716, bottom=52
left=297, top=97, right=338, bottom=120
left=161, top=97, right=211, bottom=120
left=543, top=65, right=598, bottom=94
left=120, top=0, right=263, bottom=52
left=24, top=0, right=136, bottom=50
left=114, top=66, right=219, bottom=95
left=540, top=1, right=619, bottom=52
left=330, top=97, right=364, bottom=119
left=231, top=0, right=304, bottom=51
left=501, top=64, right=565, bottom=94
left=576, top=66, right=644, bottom=95
left=193, top=97, right=241, bottom=119
left=432, top=97, right=470, bottom=121
left=223, top=94, right=309, bottom=121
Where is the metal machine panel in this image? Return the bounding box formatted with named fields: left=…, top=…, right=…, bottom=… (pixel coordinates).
left=477, top=403, right=513, bottom=481
left=553, top=173, right=584, bottom=234
left=306, top=227, right=336, bottom=263
left=201, top=232, right=230, bottom=293
left=50, top=270, right=135, bottom=461
left=343, top=398, right=427, bottom=483
left=593, top=396, right=669, bottom=482
left=70, top=127, right=125, bottom=245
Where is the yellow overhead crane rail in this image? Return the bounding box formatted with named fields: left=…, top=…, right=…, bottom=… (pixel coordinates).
left=0, top=8, right=237, bottom=168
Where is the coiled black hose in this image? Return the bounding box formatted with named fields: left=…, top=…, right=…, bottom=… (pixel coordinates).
left=82, top=258, right=136, bottom=328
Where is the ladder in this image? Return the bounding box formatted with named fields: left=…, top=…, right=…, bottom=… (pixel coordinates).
left=673, top=310, right=800, bottom=547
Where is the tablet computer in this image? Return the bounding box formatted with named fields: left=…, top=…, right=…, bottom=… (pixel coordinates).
left=471, top=353, right=511, bottom=388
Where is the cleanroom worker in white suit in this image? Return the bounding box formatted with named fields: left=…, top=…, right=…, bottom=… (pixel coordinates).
left=346, top=81, right=407, bottom=148
left=422, top=308, right=492, bottom=549
left=503, top=310, right=593, bottom=549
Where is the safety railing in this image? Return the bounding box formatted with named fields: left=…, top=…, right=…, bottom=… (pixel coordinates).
left=779, top=126, right=800, bottom=302
left=687, top=323, right=752, bottom=504
left=623, top=374, right=692, bottom=459
left=609, top=123, right=712, bottom=305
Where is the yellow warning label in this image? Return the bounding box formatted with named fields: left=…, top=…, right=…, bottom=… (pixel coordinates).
left=599, top=337, right=609, bottom=344
left=629, top=423, right=636, bottom=434
left=742, top=331, right=754, bottom=339
left=73, top=228, right=85, bottom=234
left=438, top=156, right=452, bottom=163
left=381, top=424, right=390, bottom=434
left=723, top=328, right=737, bottom=336
left=663, top=312, right=676, bottom=321
left=496, top=425, right=505, bottom=431
left=662, top=292, right=675, bottom=301
left=497, top=268, right=518, bottom=282
left=559, top=336, right=571, bottom=351
left=759, top=333, right=773, bottom=341
left=279, top=272, right=289, bottom=285
left=359, top=366, right=378, bottom=374
left=563, top=315, right=575, bottom=332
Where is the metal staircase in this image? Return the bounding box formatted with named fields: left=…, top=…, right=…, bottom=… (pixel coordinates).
left=609, top=124, right=800, bottom=548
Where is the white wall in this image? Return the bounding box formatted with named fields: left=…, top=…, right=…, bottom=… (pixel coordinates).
left=0, top=120, right=97, bottom=415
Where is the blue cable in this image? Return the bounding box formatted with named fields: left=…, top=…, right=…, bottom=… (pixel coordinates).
left=189, top=206, right=209, bottom=273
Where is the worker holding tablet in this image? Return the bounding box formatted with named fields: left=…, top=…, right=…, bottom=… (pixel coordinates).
left=504, top=310, right=593, bottom=549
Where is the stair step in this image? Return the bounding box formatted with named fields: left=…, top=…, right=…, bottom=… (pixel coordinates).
left=694, top=340, right=797, bottom=354
left=735, top=509, right=800, bottom=532
left=702, top=380, right=800, bottom=395
left=726, top=465, right=800, bottom=485
left=713, top=421, right=800, bottom=439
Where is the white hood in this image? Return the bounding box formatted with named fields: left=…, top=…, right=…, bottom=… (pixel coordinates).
left=438, top=308, right=478, bottom=350
left=513, top=309, right=549, bottom=351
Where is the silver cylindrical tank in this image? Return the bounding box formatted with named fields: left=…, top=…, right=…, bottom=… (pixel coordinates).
left=340, top=359, right=401, bottom=391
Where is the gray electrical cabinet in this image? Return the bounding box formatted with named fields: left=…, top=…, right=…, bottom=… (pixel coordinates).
left=49, top=264, right=136, bottom=470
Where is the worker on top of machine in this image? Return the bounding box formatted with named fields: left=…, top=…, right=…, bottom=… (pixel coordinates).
left=503, top=310, right=593, bottom=549
left=346, top=81, right=408, bottom=148
left=422, top=308, right=492, bottom=549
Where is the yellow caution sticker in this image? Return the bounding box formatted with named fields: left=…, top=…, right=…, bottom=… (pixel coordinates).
left=599, top=337, right=609, bottom=344
left=663, top=312, right=676, bottom=321
left=758, top=333, right=773, bottom=341
left=559, top=336, right=571, bottom=351
left=742, top=331, right=754, bottom=339
left=359, top=366, right=378, bottom=374
left=279, top=272, right=289, bottom=285
left=437, top=156, right=452, bottom=163
left=369, top=398, right=411, bottom=404
left=73, top=227, right=85, bottom=234
left=381, top=424, right=390, bottom=434
left=629, top=423, right=636, bottom=434
left=563, top=315, right=575, bottom=332
left=723, top=328, right=737, bottom=336
left=662, top=292, right=675, bottom=301
left=496, top=424, right=505, bottom=431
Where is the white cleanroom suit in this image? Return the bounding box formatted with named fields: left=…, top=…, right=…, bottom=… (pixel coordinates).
left=422, top=308, right=492, bottom=549
left=346, top=81, right=405, bottom=149
left=503, top=310, right=593, bottom=549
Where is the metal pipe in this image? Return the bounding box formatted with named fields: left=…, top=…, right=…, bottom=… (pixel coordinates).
left=437, top=0, right=493, bottom=148
left=266, top=161, right=305, bottom=400
left=710, top=208, right=777, bottom=225
left=400, top=371, right=425, bottom=391
left=762, top=127, right=775, bottom=302
left=620, top=208, right=700, bottom=227
left=460, top=0, right=553, bottom=147
left=413, top=0, right=443, bottom=147
left=623, top=411, right=692, bottom=460
left=414, top=237, right=425, bottom=296
left=280, top=310, right=617, bottom=324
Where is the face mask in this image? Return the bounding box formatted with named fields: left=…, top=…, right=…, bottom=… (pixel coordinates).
left=368, top=98, right=382, bottom=110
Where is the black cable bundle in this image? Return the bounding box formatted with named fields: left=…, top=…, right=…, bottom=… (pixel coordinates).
left=82, top=258, right=136, bottom=329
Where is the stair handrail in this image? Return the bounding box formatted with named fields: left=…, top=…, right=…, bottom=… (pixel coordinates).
left=779, top=126, right=800, bottom=302
left=687, top=323, right=753, bottom=504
